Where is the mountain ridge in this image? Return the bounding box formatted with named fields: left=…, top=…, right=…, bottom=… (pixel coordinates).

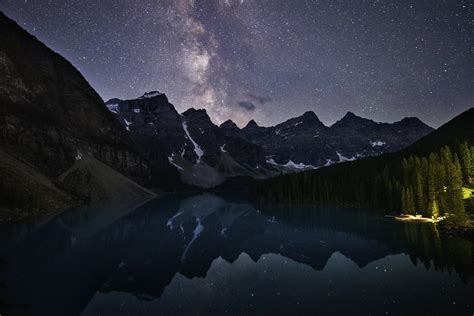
left=105, top=90, right=434, bottom=186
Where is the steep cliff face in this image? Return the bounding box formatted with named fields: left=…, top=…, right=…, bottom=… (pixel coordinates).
left=0, top=12, right=149, bottom=183
left=0, top=12, right=153, bottom=219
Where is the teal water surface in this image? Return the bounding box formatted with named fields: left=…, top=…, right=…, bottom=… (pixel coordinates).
left=0, top=193, right=473, bottom=315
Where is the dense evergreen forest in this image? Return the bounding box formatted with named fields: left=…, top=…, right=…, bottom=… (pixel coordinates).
left=252, top=142, right=474, bottom=226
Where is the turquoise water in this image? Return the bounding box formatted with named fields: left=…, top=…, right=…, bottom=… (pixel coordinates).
left=1, top=193, right=473, bottom=315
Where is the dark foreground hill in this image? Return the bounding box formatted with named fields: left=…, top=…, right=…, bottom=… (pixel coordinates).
left=0, top=12, right=154, bottom=220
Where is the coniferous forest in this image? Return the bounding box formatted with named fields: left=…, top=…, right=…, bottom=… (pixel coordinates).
left=252, top=142, right=474, bottom=226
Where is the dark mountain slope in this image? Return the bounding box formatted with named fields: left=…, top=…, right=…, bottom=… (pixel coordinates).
left=0, top=148, right=73, bottom=221
left=0, top=12, right=149, bottom=181
left=0, top=12, right=153, bottom=219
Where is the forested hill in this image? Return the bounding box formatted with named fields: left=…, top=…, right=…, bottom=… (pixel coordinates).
left=401, top=107, right=474, bottom=156
left=251, top=108, right=474, bottom=226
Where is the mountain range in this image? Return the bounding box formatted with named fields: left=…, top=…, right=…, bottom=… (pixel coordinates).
left=222, top=109, right=433, bottom=168
left=106, top=92, right=433, bottom=188
left=0, top=11, right=437, bottom=219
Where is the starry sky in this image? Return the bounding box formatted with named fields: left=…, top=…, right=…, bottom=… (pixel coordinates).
left=1, top=0, right=472, bottom=127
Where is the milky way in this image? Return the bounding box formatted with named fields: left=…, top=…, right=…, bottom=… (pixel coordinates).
left=1, top=0, right=472, bottom=127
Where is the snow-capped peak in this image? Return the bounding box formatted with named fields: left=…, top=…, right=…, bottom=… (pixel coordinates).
left=139, top=91, right=163, bottom=99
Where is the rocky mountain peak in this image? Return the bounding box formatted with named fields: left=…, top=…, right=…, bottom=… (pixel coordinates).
left=244, top=119, right=260, bottom=130
left=105, top=92, right=177, bottom=117
left=341, top=111, right=366, bottom=121
left=220, top=119, right=240, bottom=130
left=105, top=98, right=122, bottom=104
left=301, top=110, right=318, bottom=119
left=182, top=108, right=213, bottom=123
left=344, top=111, right=357, bottom=118
left=333, top=111, right=375, bottom=128
left=398, top=116, right=427, bottom=126
left=276, top=111, right=325, bottom=130
left=295, top=111, right=322, bottom=124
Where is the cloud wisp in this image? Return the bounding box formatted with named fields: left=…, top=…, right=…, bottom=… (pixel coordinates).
left=247, top=93, right=272, bottom=105
left=238, top=101, right=256, bottom=111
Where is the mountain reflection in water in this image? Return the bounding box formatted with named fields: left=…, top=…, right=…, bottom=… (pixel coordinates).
left=0, top=193, right=473, bottom=315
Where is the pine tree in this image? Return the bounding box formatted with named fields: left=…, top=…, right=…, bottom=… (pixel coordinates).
left=430, top=199, right=439, bottom=220
left=441, top=146, right=453, bottom=166
left=427, top=154, right=437, bottom=218
left=387, top=179, right=394, bottom=211
left=459, top=142, right=472, bottom=184
left=402, top=158, right=409, bottom=188
left=470, top=146, right=474, bottom=183
left=407, top=186, right=415, bottom=214
left=415, top=169, right=425, bottom=215
left=435, top=155, right=447, bottom=216
left=445, top=154, right=467, bottom=225
left=401, top=187, right=407, bottom=213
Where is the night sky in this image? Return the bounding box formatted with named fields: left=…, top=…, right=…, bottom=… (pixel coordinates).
left=1, top=0, right=472, bottom=127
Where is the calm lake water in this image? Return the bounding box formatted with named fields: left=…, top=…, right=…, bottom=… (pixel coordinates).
left=1, top=193, right=473, bottom=315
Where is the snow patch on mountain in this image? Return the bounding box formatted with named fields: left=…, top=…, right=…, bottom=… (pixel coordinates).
left=168, top=156, right=184, bottom=171
left=182, top=121, right=204, bottom=162
left=220, top=144, right=227, bottom=152
left=139, top=91, right=163, bottom=99
left=325, top=159, right=335, bottom=166
left=123, top=118, right=133, bottom=131
left=336, top=152, right=356, bottom=162
left=267, top=158, right=315, bottom=170
left=106, top=103, right=119, bottom=114
left=284, top=160, right=315, bottom=169
left=370, top=140, right=386, bottom=147
left=266, top=158, right=277, bottom=165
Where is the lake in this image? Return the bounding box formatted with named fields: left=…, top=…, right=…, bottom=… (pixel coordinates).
left=1, top=193, right=473, bottom=315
